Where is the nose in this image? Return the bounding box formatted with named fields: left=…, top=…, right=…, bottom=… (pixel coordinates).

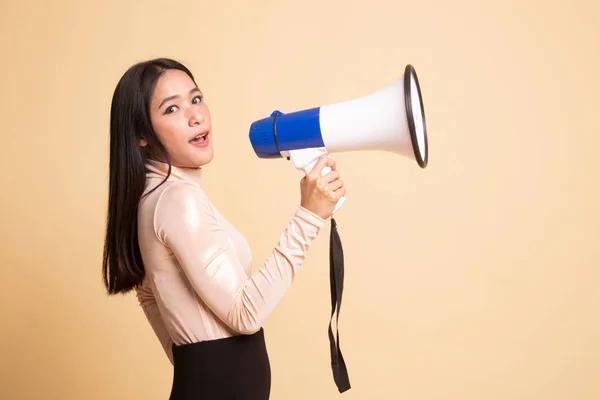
left=188, top=109, right=205, bottom=126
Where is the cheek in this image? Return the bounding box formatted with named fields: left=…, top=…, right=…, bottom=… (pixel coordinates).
left=152, top=117, right=182, bottom=147
left=201, top=104, right=212, bottom=122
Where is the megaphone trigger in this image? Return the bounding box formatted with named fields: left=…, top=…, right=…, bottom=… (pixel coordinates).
left=286, top=147, right=328, bottom=175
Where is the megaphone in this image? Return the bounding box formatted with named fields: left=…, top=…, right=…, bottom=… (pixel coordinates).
left=248, top=64, right=428, bottom=393
left=249, top=64, right=428, bottom=214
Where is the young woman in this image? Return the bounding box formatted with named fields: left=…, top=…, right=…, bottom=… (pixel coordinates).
left=102, top=58, right=346, bottom=399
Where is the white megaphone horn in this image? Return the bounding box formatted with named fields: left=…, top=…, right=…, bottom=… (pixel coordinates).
left=249, top=64, right=428, bottom=215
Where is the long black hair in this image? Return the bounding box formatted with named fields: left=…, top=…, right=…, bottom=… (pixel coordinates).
left=102, top=58, right=198, bottom=295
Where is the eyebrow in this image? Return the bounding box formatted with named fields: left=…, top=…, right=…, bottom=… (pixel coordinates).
left=158, top=87, right=202, bottom=110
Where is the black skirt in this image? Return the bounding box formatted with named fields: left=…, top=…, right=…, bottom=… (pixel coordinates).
left=169, top=328, right=271, bottom=400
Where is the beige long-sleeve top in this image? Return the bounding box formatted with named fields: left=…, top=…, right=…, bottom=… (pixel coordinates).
left=135, top=160, right=326, bottom=363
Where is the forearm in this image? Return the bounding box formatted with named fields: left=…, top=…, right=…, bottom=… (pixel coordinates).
left=224, top=206, right=324, bottom=333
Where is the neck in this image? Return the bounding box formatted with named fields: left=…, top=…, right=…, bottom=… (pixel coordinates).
left=145, top=159, right=204, bottom=186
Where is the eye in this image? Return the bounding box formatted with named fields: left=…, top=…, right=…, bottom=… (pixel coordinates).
left=192, top=95, right=203, bottom=104
left=164, top=105, right=178, bottom=115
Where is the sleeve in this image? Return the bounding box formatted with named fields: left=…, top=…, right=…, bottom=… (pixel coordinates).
left=136, top=286, right=174, bottom=364
left=154, top=182, right=326, bottom=335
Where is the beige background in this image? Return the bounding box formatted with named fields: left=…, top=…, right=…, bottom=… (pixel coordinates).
left=1, top=0, right=599, bottom=399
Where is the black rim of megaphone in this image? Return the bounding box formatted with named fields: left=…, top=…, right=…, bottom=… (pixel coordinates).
left=404, top=64, right=428, bottom=168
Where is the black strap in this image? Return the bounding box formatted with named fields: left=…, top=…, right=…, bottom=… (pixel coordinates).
left=271, top=111, right=281, bottom=154
left=328, top=217, right=351, bottom=393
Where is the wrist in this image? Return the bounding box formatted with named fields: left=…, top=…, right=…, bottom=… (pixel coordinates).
left=297, top=205, right=327, bottom=228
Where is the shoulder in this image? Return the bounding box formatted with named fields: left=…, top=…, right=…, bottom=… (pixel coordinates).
left=153, top=181, right=216, bottom=240
left=155, top=180, right=210, bottom=209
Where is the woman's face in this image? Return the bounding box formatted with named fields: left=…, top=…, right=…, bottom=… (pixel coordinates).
left=146, top=69, right=214, bottom=168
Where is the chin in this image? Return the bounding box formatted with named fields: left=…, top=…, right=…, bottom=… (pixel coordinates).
left=195, top=150, right=214, bottom=167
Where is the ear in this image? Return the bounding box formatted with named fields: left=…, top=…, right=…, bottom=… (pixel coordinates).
left=140, top=138, right=148, bottom=147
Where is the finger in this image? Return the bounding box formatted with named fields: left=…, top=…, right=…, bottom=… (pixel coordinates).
left=322, top=179, right=344, bottom=200
left=326, top=157, right=337, bottom=171
left=310, top=156, right=336, bottom=178
left=318, top=170, right=340, bottom=187
left=326, top=178, right=344, bottom=192
left=331, top=186, right=347, bottom=200
left=309, top=156, right=328, bottom=177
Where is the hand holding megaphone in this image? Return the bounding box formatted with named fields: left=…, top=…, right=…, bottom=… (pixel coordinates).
left=299, top=154, right=346, bottom=219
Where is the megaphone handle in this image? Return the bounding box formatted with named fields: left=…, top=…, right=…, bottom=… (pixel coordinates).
left=289, top=148, right=346, bottom=216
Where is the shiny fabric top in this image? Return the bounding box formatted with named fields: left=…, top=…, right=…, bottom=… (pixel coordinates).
left=135, top=160, right=326, bottom=363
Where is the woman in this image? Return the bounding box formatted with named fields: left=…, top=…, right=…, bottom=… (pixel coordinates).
left=102, top=58, right=346, bottom=399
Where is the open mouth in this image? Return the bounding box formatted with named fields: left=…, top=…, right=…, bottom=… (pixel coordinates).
left=190, top=131, right=209, bottom=143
